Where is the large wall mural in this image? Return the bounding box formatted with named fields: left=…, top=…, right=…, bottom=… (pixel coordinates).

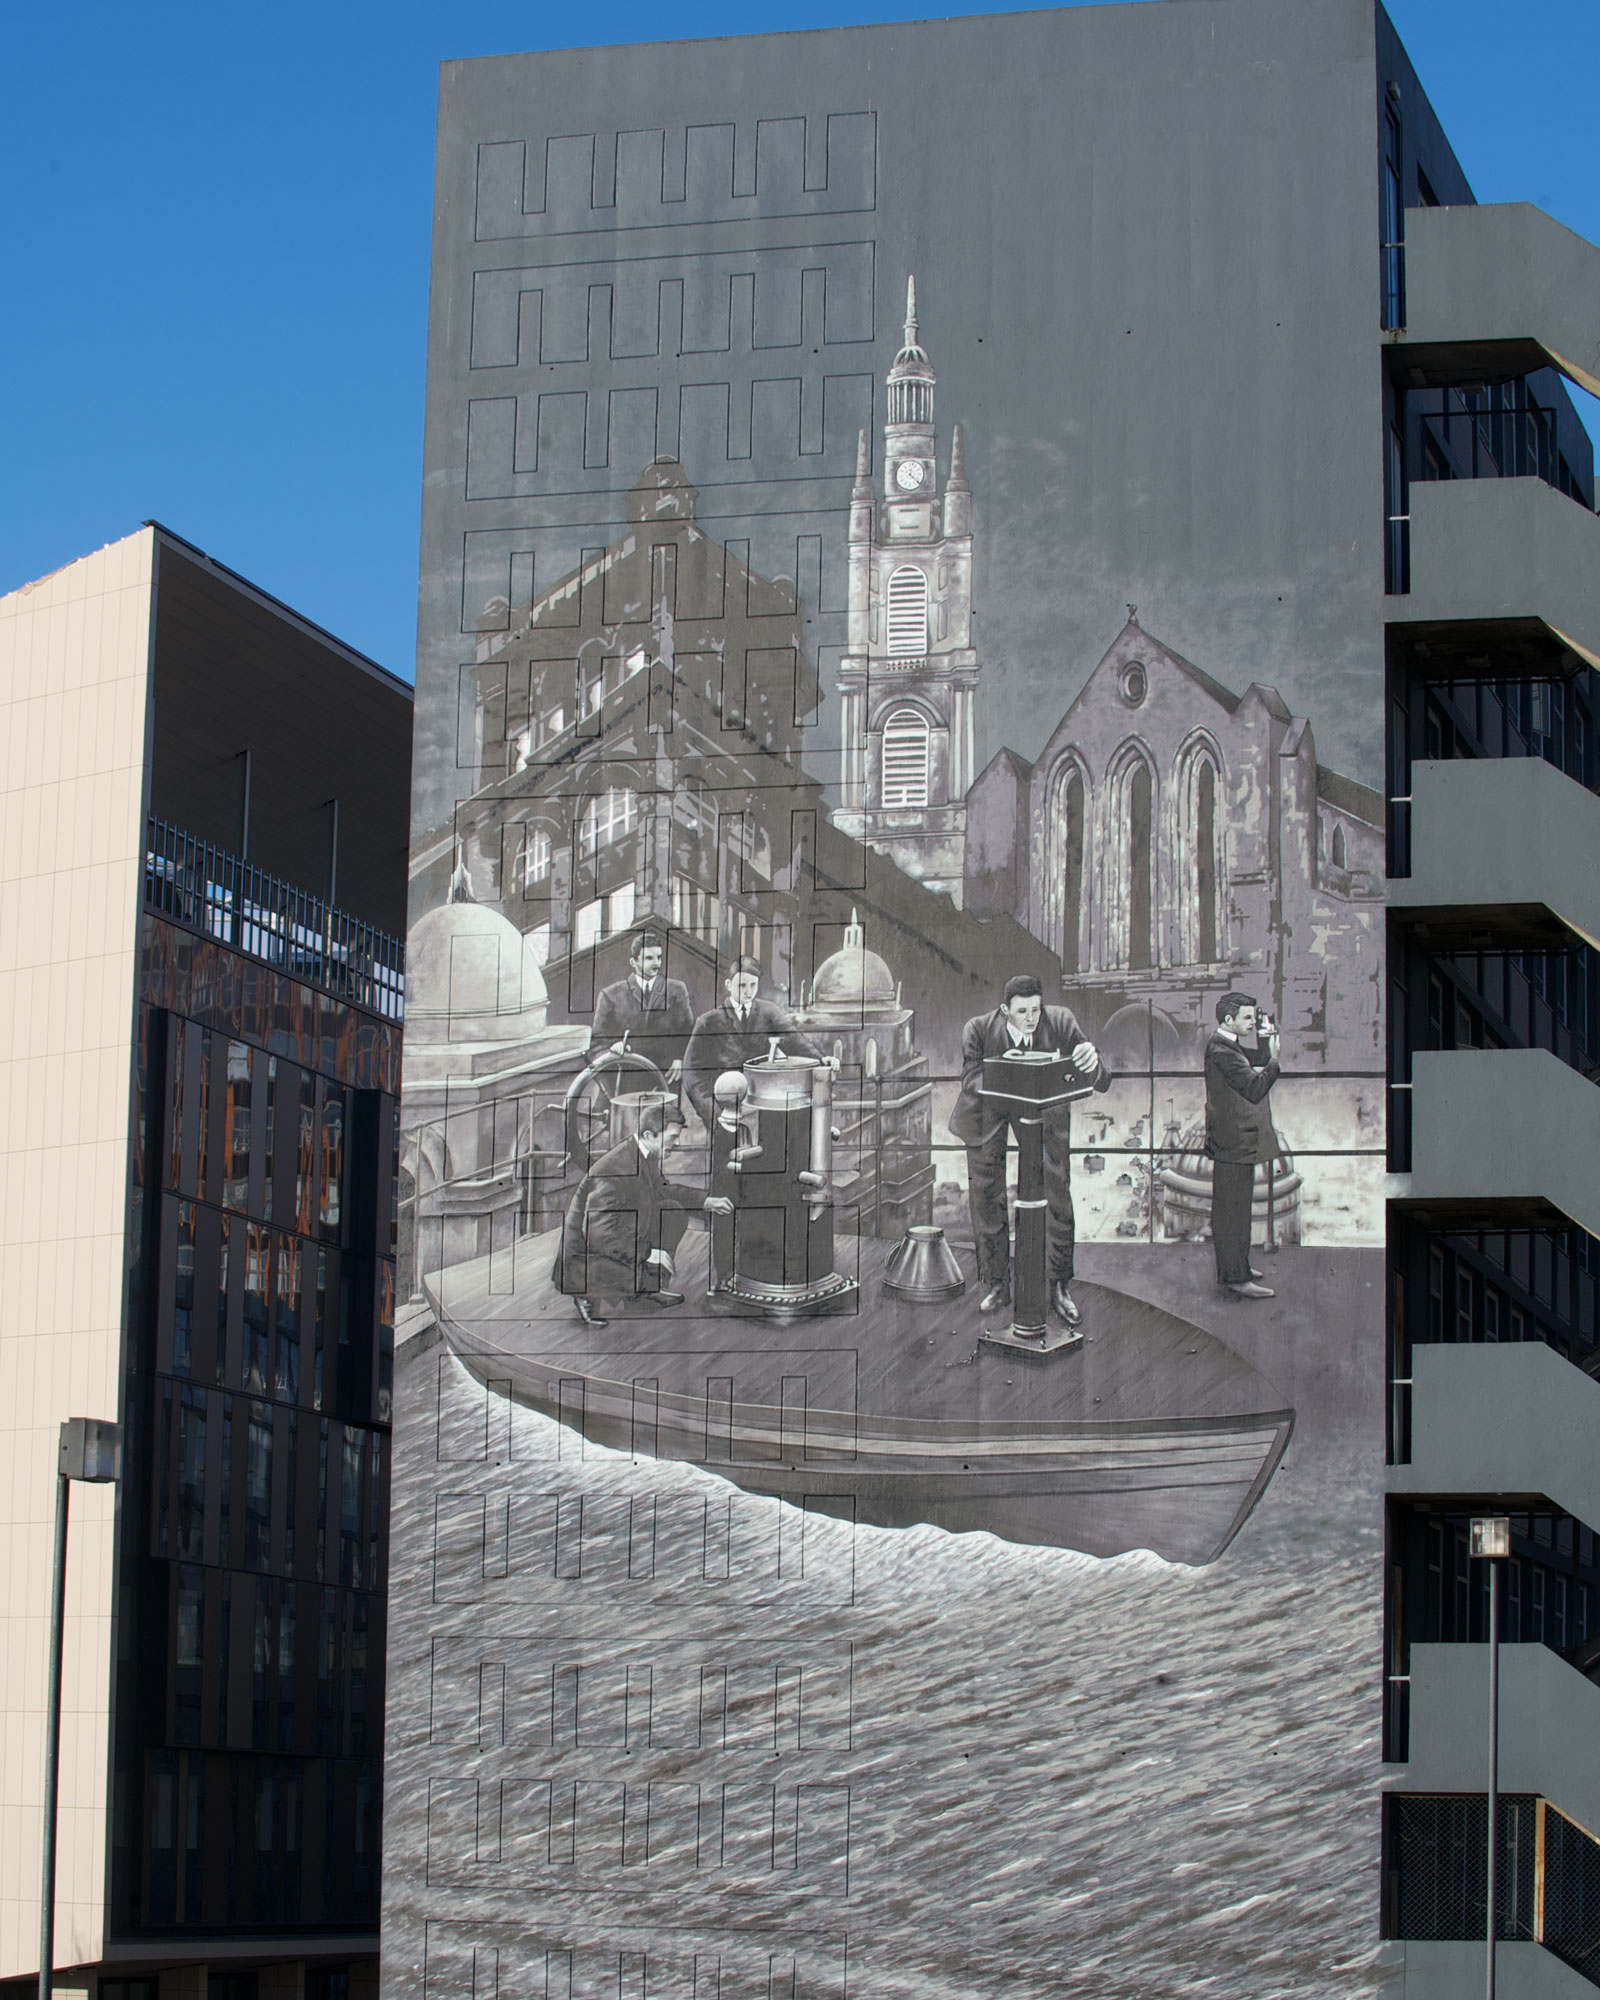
left=390, top=75, right=1388, bottom=2000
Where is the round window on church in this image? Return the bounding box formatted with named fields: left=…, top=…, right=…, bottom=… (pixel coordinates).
left=1118, top=660, right=1149, bottom=707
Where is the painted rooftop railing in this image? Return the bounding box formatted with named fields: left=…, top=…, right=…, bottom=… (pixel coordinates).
left=144, top=814, right=406, bottom=1023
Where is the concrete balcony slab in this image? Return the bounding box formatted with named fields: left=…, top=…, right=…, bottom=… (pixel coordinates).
left=1395, top=1642, right=1600, bottom=1839
left=1407, top=1048, right=1600, bottom=1238
left=1391, top=479, right=1600, bottom=672
left=1393, top=201, right=1600, bottom=399
left=1393, top=1939, right=1596, bottom=1998
left=1390, top=757, right=1600, bottom=951
left=1389, top=1341, right=1600, bottom=1530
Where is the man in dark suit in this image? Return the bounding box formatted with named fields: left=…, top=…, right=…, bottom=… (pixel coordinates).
left=1204, top=991, right=1281, bottom=1299
left=554, top=1099, right=697, bottom=1327
left=948, top=973, right=1111, bottom=1327
left=682, top=956, right=825, bottom=1129
left=592, top=930, right=696, bottom=1087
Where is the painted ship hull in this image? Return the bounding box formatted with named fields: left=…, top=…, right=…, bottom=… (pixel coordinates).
left=424, top=1230, right=1293, bottom=1566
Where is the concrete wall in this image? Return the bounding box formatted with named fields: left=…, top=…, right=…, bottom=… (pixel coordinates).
left=1398, top=201, right=1600, bottom=401
left=1391, top=1940, right=1596, bottom=1999
left=1391, top=757, right=1600, bottom=949
left=1398, top=1642, right=1600, bottom=1835
left=1408, top=1048, right=1600, bottom=1237
left=1395, top=479, right=1600, bottom=670
left=1391, top=1341, right=1600, bottom=1528
left=0, top=531, right=154, bottom=1975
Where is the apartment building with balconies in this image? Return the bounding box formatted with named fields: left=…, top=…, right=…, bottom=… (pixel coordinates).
left=1379, top=11, right=1600, bottom=1988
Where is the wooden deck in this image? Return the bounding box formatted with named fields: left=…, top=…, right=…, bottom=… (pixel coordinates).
left=426, top=1228, right=1295, bottom=1564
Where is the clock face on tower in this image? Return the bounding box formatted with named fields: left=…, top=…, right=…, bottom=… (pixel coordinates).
left=894, top=459, right=928, bottom=492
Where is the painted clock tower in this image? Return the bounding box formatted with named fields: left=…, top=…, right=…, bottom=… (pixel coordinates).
left=834, top=277, right=978, bottom=905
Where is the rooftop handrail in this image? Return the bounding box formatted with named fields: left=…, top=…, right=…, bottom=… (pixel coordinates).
left=143, top=814, right=405, bottom=1023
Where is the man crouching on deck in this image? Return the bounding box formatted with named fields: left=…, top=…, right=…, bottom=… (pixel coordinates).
left=948, top=973, right=1111, bottom=1328
left=554, top=1098, right=697, bottom=1328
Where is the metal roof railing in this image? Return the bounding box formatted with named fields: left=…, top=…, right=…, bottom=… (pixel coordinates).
left=144, top=814, right=405, bottom=1023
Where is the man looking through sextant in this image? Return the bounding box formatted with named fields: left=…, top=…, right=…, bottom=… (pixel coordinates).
left=948, top=973, right=1111, bottom=1328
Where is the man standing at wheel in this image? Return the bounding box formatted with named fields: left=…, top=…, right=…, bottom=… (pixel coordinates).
left=682, top=956, right=825, bottom=1129
left=592, top=929, right=696, bottom=1088
left=948, top=973, right=1111, bottom=1329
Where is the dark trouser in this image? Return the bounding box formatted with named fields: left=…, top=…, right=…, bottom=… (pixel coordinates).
left=1210, top=1159, right=1257, bottom=1284
left=966, top=1117, right=1076, bottom=1288
left=560, top=1206, right=690, bottom=1300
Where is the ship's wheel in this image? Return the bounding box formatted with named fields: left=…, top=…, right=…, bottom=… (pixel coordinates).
left=561, top=1045, right=667, bottom=1173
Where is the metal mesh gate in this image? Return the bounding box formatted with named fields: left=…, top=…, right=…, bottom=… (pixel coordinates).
left=1390, top=1795, right=1538, bottom=1941
left=1543, top=1803, right=1600, bottom=1985
left=1390, top=1794, right=1600, bottom=1987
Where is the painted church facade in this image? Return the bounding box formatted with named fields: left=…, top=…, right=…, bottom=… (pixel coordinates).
left=965, top=615, right=1387, bottom=1073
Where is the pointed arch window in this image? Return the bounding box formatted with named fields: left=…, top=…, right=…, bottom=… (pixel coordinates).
left=1127, top=764, right=1154, bottom=971
left=886, top=567, right=929, bottom=657
left=1176, top=738, right=1226, bottom=966
left=1060, top=770, right=1087, bottom=975
left=881, top=709, right=931, bottom=809
left=1104, top=748, right=1158, bottom=973
left=1196, top=763, right=1218, bottom=962
left=1331, top=822, right=1348, bottom=869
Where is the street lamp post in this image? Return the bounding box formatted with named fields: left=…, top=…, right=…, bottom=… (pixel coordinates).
left=1470, top=1514, right=1511, bottom=2000
left=39, top=1420, right=121, bottom=2000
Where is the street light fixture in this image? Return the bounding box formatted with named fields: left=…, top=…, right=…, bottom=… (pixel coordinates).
left=39, top=1420, right=121, bottom=2000
left=1470, top=1514, right=1511, bottom=2000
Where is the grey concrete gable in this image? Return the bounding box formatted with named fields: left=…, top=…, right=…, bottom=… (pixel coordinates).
left=1391, top=1340, right=1600, bottom=1528
left=1391, top=757, right=1600, bottom=951
left=1396, top=200, right=1600, bottom=400
left=1409, top=1047, right=1600, bottom=1238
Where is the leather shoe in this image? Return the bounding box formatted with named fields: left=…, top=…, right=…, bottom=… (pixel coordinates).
left=575, top=1297, right=609, bottom=1328
left=635, top=1290, right=685, bottom=1310
left=978, top=1281, right=1011, bottom=1314
left=1249, top=1266, right=1265, bottom=1280
left=1225, top=1280, right=1275, bottom=1299
left=1052, top=1284, right=1082, bottom=1328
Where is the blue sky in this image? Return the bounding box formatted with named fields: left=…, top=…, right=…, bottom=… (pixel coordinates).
left=3, top=0, right=1595, bottom=681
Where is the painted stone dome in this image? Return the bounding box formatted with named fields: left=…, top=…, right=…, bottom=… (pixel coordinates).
left=808, top=911, right=898, bottom=1017
left=407, top=897, right=550, bottom=1045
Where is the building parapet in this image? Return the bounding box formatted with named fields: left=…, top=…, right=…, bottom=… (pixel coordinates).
left=145, top=813, right=406, bottom=1022
left=1389, top=479, right=1600, bottom=670
left=1393, top=201, right=1600, bottom=401
left=1390, top=757, right=1600, bottom=949
left=1389, top=1934, right=1599, bottom=1996
left=1395, top=1643, right=1600, bottom=1832
left=1390, top=1341, right=1600, bottom=1529
left=1402, top=1049, right=1600, bottom=1237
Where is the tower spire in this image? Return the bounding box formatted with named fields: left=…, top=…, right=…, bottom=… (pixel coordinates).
left=904, top=274, right=918, bottom=349
left=948, top=421, right=968, bottom=491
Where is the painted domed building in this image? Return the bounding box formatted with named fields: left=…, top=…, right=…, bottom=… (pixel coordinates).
left=401, top=883, right=590, bottom=1287
left=795, top=911, right=934, bottom=1236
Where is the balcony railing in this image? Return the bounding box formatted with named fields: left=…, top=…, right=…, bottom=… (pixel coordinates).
left=144, top=815, right=405, bottom=1023
left=1411, top=382, right=1584, bottom=500
left=1388, top=1217, right=1600, bottom=1467
left=1387, top=673, right=1599, bottom=877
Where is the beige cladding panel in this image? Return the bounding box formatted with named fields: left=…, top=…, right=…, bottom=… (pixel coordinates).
left=0, top=530, right=154, bottom=1977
